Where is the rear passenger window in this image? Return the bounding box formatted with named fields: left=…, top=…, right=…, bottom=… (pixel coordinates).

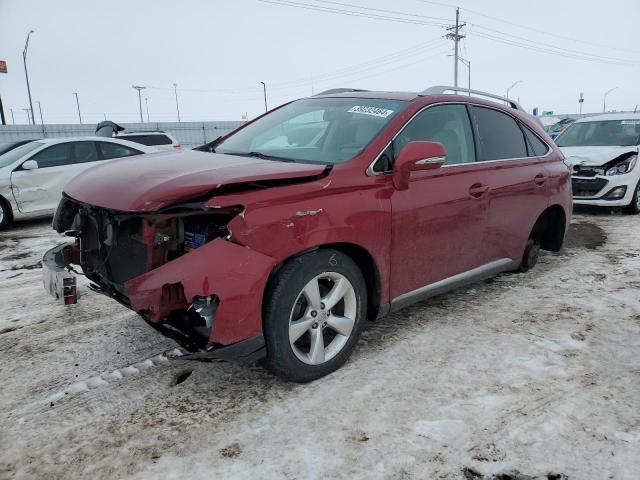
left=73, top=142, right=99, bottom=163
left=473, top=107, right=528, bottom=161
left=522, top=127, right=550, bottom=157
left=30, top=143, right=75, bottom=168
left=98, top=142, right=143, bottom=160
left=393, top=104, right=476, bottom=166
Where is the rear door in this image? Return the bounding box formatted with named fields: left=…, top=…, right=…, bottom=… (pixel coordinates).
left=11, top=141, right=100, bottom=213
left=389, top=103, right=490, bottom=302
left=469, top=106, right=551, bottom=264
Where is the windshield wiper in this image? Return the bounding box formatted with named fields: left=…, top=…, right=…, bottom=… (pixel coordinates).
left=230, top=151, right=296, bottom=162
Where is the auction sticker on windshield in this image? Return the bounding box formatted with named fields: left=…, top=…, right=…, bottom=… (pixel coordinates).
left=348, top=106, right=394, bottom=118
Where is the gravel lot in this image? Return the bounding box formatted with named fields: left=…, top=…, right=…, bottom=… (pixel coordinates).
left=1, top=211, right=639, bottom=480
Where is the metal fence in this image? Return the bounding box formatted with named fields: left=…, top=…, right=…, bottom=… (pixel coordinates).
left=0, top=121, right=245, bottom=149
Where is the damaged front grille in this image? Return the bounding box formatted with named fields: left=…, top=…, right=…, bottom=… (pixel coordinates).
left=55, top=196, right=242, bottom=301
left=571, top=177, right=608, bottom=197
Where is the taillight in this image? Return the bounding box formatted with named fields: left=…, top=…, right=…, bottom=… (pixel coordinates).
left=173, top=144, right=181, bottom=149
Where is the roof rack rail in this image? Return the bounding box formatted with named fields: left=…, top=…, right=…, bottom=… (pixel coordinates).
left=313, top=88, right=370, bottom=96
left=420, top=85, right=524, bottom=111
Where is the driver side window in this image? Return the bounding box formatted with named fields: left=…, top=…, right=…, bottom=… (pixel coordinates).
left=373, top=104, right=476, bottom=173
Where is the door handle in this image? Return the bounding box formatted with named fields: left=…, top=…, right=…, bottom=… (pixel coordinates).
left=469, top=183, right=489, bottom=198
left=534, top=173, right=547, bottom=186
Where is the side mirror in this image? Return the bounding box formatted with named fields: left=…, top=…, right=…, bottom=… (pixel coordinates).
left=22, top=160, right=39, bottom=170
left=392, top=141, right=445, bottom=190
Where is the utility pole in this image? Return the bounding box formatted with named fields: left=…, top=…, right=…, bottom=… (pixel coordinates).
left=73, top=92, right=82, bottom=124
left=260, top=81, right=268, bottom=112
left=145, top=97, right=150, bottom=122
left=578, top=92, right=584, bottom=115
left=132, top=85, right=146, bottom=122
left=603, top=87, right=617, bottom=113
left=23, top=30, right=35, bottom=125
left=446, top=8, right=465, bottom=90
left=173, top=83, right=181, bottom=122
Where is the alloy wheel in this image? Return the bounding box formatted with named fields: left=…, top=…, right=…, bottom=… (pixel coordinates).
left=288, top=272, right=357, bottom=365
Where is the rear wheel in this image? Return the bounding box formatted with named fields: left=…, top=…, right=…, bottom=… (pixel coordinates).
left=622, top=180, right=640, bottom=214
left=0, top=197, right=11, bottom=230
left=263, top=249, right=367, bottom=382
left=519, top=237, right=541, bottom=272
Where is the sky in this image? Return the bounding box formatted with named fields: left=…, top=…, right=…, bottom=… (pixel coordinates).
left=0, top=0, right=639, bottom=125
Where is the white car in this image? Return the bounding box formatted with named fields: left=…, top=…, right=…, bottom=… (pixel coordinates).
left=557, top=113, right=640, bottom=214
left=115, top=131, right=180, bottom=151
left=0, top=137, right=156, bottom=229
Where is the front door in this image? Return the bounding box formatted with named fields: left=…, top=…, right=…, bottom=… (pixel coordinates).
left=11, top=141, right=101, bottom=214
left=388, top=103, right=489, bottom=303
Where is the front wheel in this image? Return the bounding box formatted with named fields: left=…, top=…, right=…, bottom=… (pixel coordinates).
left=622, top=180, right=640, bottom=214
left=0, top=197, right=11, bottom=230
left=519, top=237, right=541, bottom=272
left=263, top=249, right=367, bottom=383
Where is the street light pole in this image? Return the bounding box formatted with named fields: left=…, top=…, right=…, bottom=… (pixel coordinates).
left=260, top=81, right=268, bottom=112
left=10, top=108, right=15, bottom=125
left=173, top=83, right=181, bottom=122
left=36, top=100, right=45, bottom=136
left=603, top=87, right=617, bottom=113
left=132, top=85, right=146, bottom=122
left=145, top=97, right=150, bottom=122
left=506, top=80, right=523, bottom=101
left=23, top=30, right=35, bottom=125
left=22, top=108, right=31, bottom=124
left=72, top=92, right=82, bottom=124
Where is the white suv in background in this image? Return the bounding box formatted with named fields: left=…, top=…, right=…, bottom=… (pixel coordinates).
left=116, top=131, right=181, bottom=151
left=557, top=113, right=640, bottom=214
left=0, top=137, right=156, bottom=229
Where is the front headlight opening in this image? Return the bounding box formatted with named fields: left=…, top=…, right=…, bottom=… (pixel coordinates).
left=606, top=155, right=637, bottom=176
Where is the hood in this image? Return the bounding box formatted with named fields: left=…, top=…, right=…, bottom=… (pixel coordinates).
left=64, top=149, right=327, bottom=212
left=560, top=145, right=639, bottom=167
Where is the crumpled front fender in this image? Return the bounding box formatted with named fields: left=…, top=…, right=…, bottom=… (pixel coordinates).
left=124, top=238, right=277, bottom=345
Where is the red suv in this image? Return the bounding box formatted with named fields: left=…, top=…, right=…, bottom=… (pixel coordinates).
left=44, top=86, right=572, bottom=382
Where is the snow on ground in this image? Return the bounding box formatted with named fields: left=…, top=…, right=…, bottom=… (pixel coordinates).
left=0, top=212, right=639, bottom=480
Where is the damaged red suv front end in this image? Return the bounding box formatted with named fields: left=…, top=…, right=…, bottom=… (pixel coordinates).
left=44, top=149, right=330, bottom=362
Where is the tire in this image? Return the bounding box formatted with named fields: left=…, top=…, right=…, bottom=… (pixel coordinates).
left=519, top=237, right=541, bottom=272
left=263, top=249, right=367, bottom=383
left=622, top=180, right=640, bottom=215
left=0, top=197, right=11, bottom=230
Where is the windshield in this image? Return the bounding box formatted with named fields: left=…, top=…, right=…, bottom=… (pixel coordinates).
left=557, top=120, right=640, bottom=147
left=215, top=97, right=408, bottom=164
left=0, top=141, right=43, bottom=168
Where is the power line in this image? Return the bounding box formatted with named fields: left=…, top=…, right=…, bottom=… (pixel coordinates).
left=413, top=0, right=640, bottom=55
left=257, top=0, right=448, bottom=27
left=310, top=0, right=450, bottom=22
left=146, top=37, right=447, bottom=95
left=468, top=23, right=640, bottom=65
left=467, top=28, right=640, bottom=67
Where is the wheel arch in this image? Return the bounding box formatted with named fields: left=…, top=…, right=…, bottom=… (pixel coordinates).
left=265, top=242, right=382, bottom=321
left=530, top=204, right=566, bottom=252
